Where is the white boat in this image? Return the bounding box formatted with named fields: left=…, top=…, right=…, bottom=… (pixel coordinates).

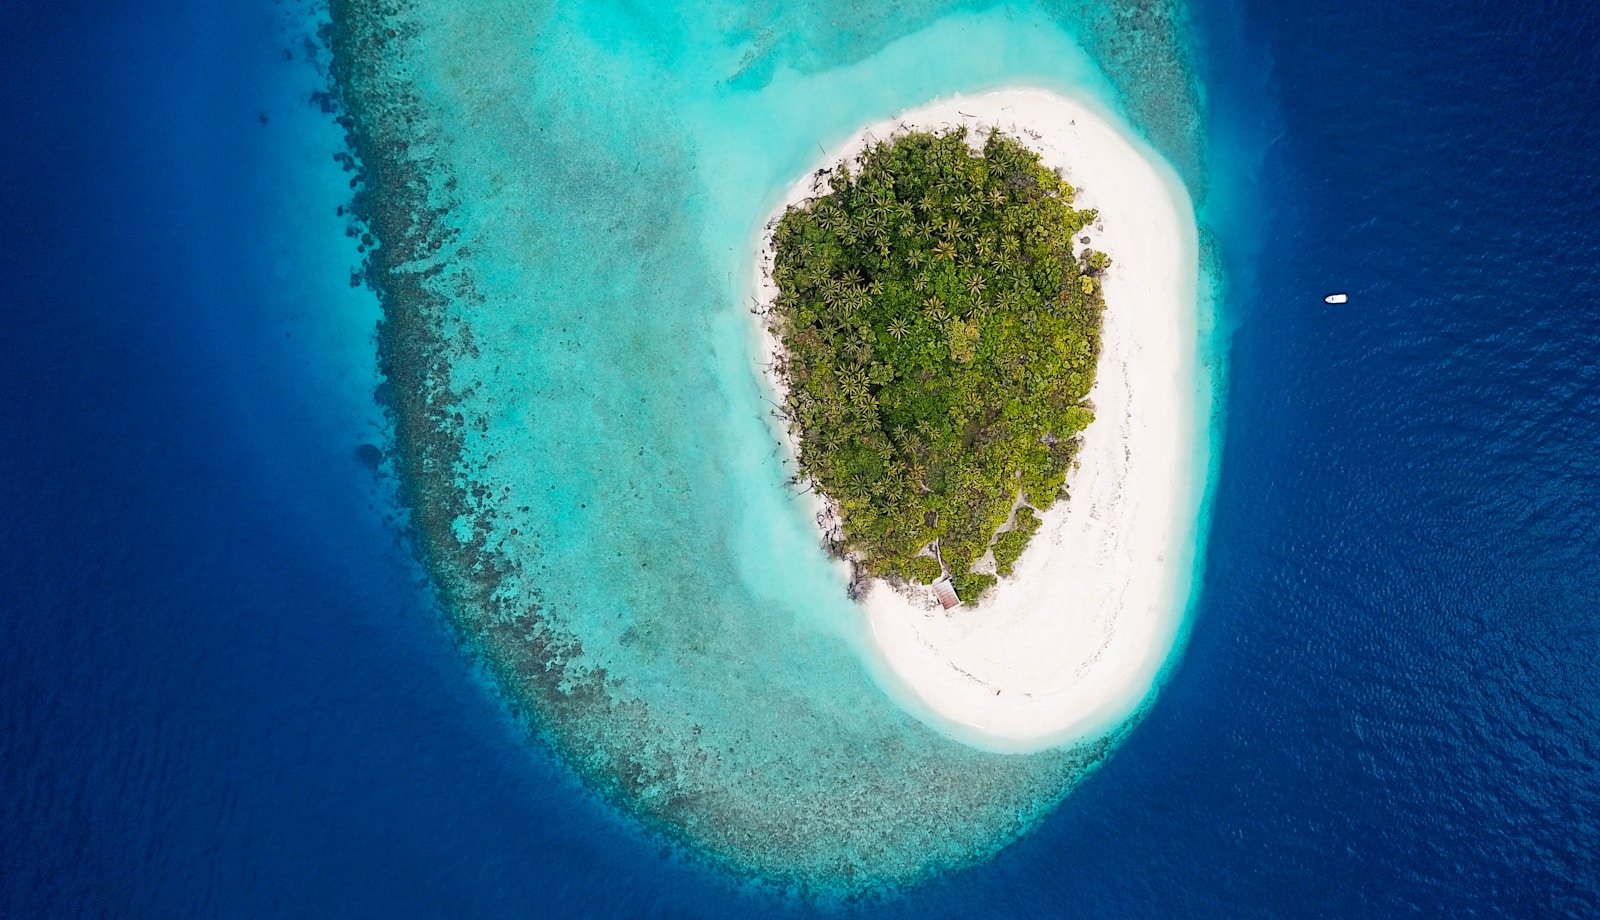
left=1324, top=292, right=1349, bottom=304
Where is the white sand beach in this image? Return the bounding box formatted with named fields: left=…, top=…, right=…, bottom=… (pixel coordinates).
left=753, top=89, right=1202, bottom=753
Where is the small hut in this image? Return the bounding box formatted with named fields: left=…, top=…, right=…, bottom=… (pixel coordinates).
left=931, top=576, right=961, bottom=610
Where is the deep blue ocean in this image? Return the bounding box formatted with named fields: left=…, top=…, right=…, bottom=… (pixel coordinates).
left=4, top=0, right=1598, bottom=915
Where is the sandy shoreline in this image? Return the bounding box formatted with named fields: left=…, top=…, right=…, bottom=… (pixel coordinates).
left=752, top=89, right=1201, bottom=753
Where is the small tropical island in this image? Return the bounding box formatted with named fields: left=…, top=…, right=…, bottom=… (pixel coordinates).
left=754, top=90, right=1202, bottom=751
left=768, top=128, right=1110, bottom=604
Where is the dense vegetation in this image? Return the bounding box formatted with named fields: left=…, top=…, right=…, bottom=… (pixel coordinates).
left=769, top=128, right=1108, bottom=604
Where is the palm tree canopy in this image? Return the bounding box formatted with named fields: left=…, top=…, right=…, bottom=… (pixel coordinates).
left=768, top=127, right=1103, bottom=603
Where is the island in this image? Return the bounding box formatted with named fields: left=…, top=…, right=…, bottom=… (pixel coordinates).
left=768, top=126, right=1107, bottom=605
left=755, top=90, right=1202, bottom=752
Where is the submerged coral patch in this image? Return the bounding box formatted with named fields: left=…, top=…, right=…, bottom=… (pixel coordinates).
left=326, top=0, right=1206, bottom=895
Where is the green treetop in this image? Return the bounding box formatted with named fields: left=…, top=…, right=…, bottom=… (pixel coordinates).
left=769, top=127, right=1108, bottom=604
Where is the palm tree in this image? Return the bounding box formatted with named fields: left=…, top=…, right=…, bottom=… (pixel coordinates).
left=888, top=318, right=910, bottom=340
left=852, top=391, right=875, bottom=419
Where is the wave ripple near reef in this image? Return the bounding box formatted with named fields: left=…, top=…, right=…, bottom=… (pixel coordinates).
left=326, top=0, right=1203, bottom=893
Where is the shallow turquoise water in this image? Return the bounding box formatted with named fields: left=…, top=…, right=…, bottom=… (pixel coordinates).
left=329, top=0, right=1211, bottom=893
